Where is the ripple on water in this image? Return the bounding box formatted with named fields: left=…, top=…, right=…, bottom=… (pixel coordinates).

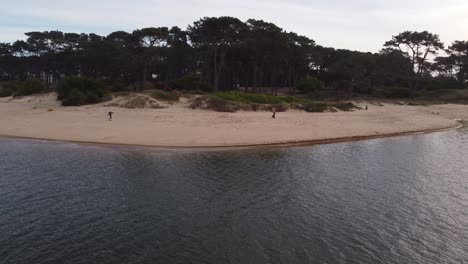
left=0, top=130, right=467, bottom=264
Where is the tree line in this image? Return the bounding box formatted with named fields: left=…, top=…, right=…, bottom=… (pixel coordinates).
left=0, top=16, right=467, bottom=98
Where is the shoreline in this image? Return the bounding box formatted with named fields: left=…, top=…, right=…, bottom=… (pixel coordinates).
left=1, top=93, right=467, bottom=150
left=0, top=122, right=463, bottom=151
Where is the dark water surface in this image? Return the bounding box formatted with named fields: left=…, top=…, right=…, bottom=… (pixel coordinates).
left=1, top=127, right=467, bottom=264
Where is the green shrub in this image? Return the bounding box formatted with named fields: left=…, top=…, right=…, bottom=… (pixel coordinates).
left=2, top=81, right=22, bottom=94
left=128, top=81, right=155, bottom=92
left=304, top=102, right=328, bottom=112
left=421, top=77, right=461, bottom=90
left=149, top=90, right=180, bottom=101
left=207, top=96, right=241, bottom=112
left=383, top=86, right=412, bottom=98
left=189, top=96, right=242, bottom=112
left=57, top=77, right=108, bottom=106
left=0, top=85, right=13, bottom=97
left=103, top=80, right=128, bottom=92
left=61, top=88, right=86, bottom=106
left=418, top=89, right=468, bottom=103
left=215, top=91, right=301, bottom=104
left=167, top=74, right=212, bottom=91
left=332, top=102, right=356, bottom=111
left=296, top=78, right=323, bottom=93
left=14, top=79, right=46, bottom=96
left=0, top=80, right=46, bottom=97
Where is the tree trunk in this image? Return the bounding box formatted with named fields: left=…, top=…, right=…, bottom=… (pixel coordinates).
left=213, top=48, right=218, bottom=91
left=212, top=47, right=226, bottom=92
left=259, top=58, right=265, bottom=92
left=142, top=61, right=148, bottom=91
left=252, top=56, right=258, bottom=92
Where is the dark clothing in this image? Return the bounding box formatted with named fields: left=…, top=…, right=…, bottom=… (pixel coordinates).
left=108, top=111, right=113, bottom=121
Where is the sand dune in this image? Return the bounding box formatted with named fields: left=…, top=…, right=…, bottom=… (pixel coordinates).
left=0, top=93, right=466, bottom=148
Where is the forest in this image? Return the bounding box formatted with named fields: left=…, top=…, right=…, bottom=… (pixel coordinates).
left=0, top=16, right=467, bottom=104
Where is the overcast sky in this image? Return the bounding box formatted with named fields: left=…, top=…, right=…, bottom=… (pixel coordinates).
left=1, top=0, right=467, bottom=52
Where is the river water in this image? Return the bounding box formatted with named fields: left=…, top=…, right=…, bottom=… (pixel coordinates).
left=0, top=127, right=467, bottom=264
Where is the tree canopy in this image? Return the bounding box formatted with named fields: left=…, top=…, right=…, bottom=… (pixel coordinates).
left=1, top=17, right=467, bottom=98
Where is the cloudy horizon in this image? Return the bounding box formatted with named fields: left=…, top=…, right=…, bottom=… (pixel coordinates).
left=1, top=0, right=468, bottom=52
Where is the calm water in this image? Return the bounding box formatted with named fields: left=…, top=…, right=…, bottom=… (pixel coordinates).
left=1, top=127, right=467, bottom=264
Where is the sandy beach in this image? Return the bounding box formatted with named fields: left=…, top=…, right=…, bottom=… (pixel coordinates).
left=0, top=93, right=467, bottom=148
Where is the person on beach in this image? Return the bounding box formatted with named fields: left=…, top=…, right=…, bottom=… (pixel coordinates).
left=108, top=111, right=114, bottom=121
left=272, top=107, right=276, bottom=119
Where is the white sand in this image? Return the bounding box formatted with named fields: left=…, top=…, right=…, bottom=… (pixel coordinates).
left=0, top=93, right=466, bottom=148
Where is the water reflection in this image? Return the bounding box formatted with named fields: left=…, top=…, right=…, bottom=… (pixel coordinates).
left=0, top=127, right=467, bottom=263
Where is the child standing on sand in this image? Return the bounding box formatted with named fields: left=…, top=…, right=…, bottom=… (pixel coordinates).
left=108, top=111, right=114, bottom=121
left=272, top=107, right=276, bottom=119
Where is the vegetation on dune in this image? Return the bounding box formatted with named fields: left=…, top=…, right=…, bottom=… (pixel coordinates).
left=331, top=102, right=357, bottom=111
left=0, top=84, right=14, bottom=97
left=0, top=80, right=46, bottom=97
left=214, top=91, right=304, bottom=105
left=383, top=86, right=412, bottom=99
left=304, top=102, right=329, bottom=112
left=57, top=77, right=108, bottom=106
left=147, top=90, right=181, bottom=102
left=414, top=89, right=468, bottom=104
left=190, top=96, right=241, bottom=112
left=108, top=94, right=165, bottom=109
left=188, top=92, right=357, bottom=113
left=15, top=80, right=47, bottom=96
left=303, top=102, right=357, bottom=112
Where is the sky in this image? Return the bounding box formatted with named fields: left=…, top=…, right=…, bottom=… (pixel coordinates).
left=1, top=0, right=468, bottom=52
